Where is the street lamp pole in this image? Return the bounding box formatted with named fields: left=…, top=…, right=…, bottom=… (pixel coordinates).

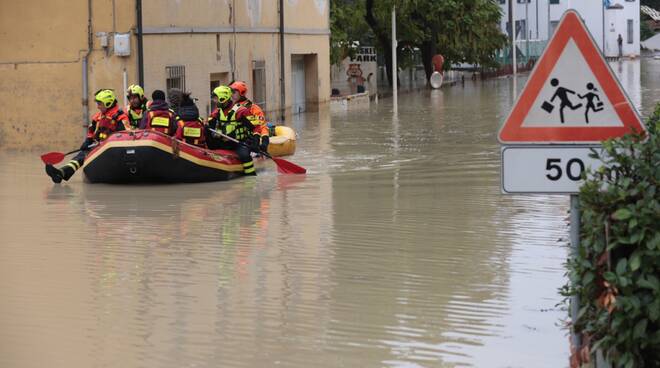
left=392, top=5, right=398, bottom=113
left=526, top=0, right=529, bottom=64
left=511, top=0, right=517, bottom=95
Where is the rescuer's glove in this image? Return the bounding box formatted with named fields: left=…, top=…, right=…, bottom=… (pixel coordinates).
left=248, top=134, right=261, bottom=152
left=259, top=135, right=269, bottom=152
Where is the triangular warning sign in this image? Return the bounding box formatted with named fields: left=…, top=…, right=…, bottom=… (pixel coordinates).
left=498, top=10, right=646, bottom=144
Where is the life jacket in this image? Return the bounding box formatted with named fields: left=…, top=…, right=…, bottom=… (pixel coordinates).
left=146, top=109, right=175, bottom=135
left=236, top=99, right=267, bottom=128
left=219, top=104, right=250, bottom=141
left=176, top=118, right=206, bottom=147
left=91, top=106, right=127, bottom=141
left=126, top=104, right=145, bottom=129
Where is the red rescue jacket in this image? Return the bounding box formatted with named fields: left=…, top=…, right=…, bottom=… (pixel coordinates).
left=175, top=119, right=206, bottom=148
left=87, top=104, right=130, bottom=141
left=145, top=109, right=176, bottom=136
left=236, top=99, right=268, bottom=137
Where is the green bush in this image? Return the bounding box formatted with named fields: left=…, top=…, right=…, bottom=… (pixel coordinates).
left=564, top=104, right=660, bottom=367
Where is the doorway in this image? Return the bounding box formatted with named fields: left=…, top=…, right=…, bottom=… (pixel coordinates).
left=291, top=55, right=306, bottom=114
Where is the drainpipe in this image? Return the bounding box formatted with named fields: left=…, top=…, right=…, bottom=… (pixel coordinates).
left=123, top=69, right=128, bottom=108
left=279, top=0, right=285, bottom=122
left=601, top=3, right=606, bottom=54
left=137, top=0, right=144, bottom=87
left=82, top=0, right=93, bottom=134
left=511, top=0, right=517, bottom=96
left=547, top=0, right=551, bottom=39
left=535, top=0, right=539, bottom=39
left=231, top=0, right=236, bottom=81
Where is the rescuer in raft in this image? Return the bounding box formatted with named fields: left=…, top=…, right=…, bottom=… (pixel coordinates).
left=206, top=85, right=260, bottom=176
left=229, top=81, right=269, bottom=152
left=45, top=89, right=129, bottom=183
left=174, top=92, right=207, bottom=148
left=125, top=84, right=150, bottom=129
left=140, top=89, right=177, bottom=136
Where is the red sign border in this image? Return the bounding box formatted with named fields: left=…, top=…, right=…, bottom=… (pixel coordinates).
left=498, top=10, right=646, bottom=144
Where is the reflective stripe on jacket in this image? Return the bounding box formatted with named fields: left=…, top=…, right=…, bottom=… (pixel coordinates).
left=236, top=99, right=267, bottom=132
left=175, top=119, right=206, bottom=147
left=145, top=109, right=176, bottom=136
left=218, top=105, right=250, bottom=141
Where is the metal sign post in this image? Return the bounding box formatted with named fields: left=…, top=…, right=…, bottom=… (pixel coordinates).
left=569, top=194, right=581, bottom=350
left=391, top=5, right=397, bottom=114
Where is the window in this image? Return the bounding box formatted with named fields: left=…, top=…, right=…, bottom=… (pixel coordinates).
left=627, top=19, right=633, bottom=44
left=252, top=60, right=266, bottom=110
left=166, top=65, right=186, bottom=92
left=550, top=20, right=559, bottom=36
left=550, top=0, right=559, bottom=4
left=519, top=19, right=527, bottom=39
left=506, top=20, right=527, bottom=38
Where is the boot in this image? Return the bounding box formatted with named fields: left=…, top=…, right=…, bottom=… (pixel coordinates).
left=45, top=165, right=63, bottom=184
left=61, top=165, right=76, bottom=181
left=242, top=161, right=256, bottom=176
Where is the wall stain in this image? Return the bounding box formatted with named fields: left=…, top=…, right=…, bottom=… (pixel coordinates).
left=247, top=0, right=261, bottom=27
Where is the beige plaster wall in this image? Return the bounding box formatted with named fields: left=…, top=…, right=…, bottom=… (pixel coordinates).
left=143, top=0, right=326, bottom=30
left=0, top=0, right=329, bottom=150
left=143, top=32, right=329, bottom=119
left=0, top=0, right=138, bottom=150
left=142, top=0, right=330, bottom=120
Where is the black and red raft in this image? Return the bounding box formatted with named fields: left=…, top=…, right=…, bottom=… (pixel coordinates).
left=82, top=130, right=255, bottom=183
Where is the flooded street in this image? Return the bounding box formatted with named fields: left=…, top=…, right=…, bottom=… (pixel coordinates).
left=2, top=59, right=659, bottom=368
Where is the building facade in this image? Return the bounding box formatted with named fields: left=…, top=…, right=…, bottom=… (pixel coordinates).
left=498, top=0, right=640, bottom=60
left=0, top=0, right=330, bottom=150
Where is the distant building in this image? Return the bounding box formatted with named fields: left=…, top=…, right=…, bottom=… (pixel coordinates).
left=498, top=0, right=640, bottom=59
left=0, top=0, right=330, bottom=150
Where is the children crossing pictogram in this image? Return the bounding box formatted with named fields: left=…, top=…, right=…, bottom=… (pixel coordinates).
left=578, top=83, right=604, bottom=124
left=541, top=80, right=606, bottom=124
left=498, top=10, right=646, bottom=144
left=543, top=78, right=583, bottom=123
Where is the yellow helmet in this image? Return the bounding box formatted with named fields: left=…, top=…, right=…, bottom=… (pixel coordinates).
left=94, top=89, right=117, bottom=108
left=212, top=85, right=232, bottom=104
left=126, top=84, right=144, bottom=99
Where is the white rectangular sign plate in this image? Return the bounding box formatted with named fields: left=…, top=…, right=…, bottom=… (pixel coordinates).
left=501, top=146, right=605, bottom=194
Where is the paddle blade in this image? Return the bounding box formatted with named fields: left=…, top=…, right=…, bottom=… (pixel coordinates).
left=271, top=157, right=306, bottom=174
left=40, top=152, right=65, bottom=165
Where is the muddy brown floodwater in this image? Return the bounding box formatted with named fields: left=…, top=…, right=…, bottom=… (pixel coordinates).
left=1, top=58, right=658, bottom=368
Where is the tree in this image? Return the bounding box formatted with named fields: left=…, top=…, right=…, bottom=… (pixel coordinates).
left=364, top=0, right=507, bottom=86
left=641, top=16, right=655, bottom=41
left=641, top=0, right=660, bottom=10
left=330, top=0, right=371, bottom=66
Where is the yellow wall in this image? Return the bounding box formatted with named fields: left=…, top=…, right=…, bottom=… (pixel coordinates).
left=1, top=0, right=87, bottom=150
left=0, top=0, right=137, bottom=150
left=0, top=0, right=329, bottom=150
